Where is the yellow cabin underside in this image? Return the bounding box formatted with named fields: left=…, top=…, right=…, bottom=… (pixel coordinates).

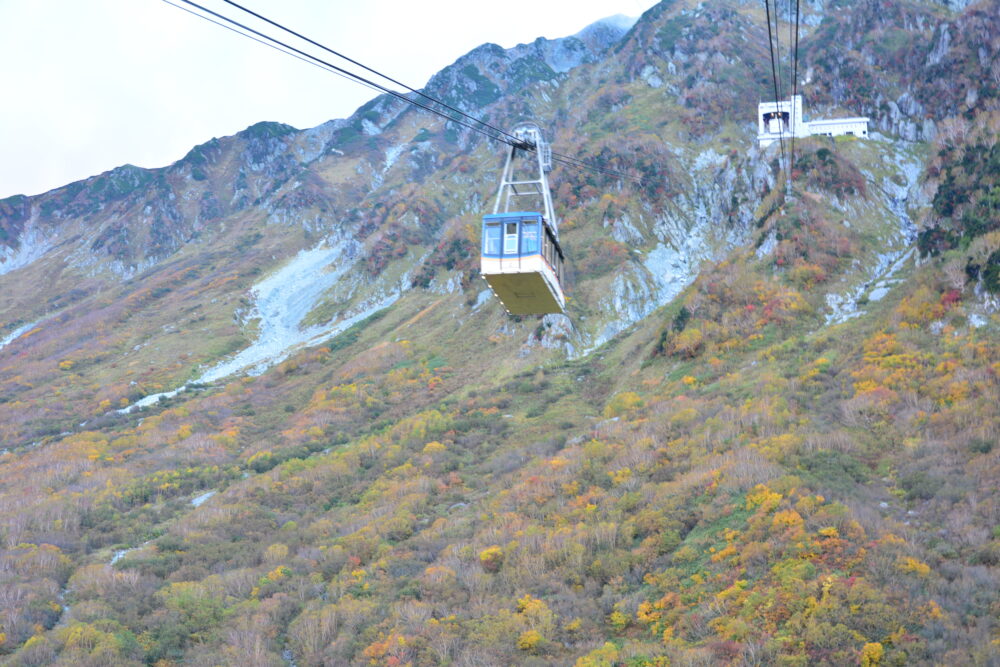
left=482, top=271, right=564, bottom=315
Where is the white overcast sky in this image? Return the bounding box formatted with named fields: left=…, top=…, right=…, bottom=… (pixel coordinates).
left=0, top=0, right=656, bottom=200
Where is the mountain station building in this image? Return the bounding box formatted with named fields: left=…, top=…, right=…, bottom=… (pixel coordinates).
left=757, top=95, right=869, bottom=148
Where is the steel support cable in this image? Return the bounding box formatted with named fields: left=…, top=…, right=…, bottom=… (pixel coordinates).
left=162, top=0, right=387, bottom=99
left=549, top=149, right=639, bottom=182
left=550, top=154, right=640, bottom=183
left=763, top=0, right=788, bottom=183
left=792, top=0, right=801, bottom=103
left=167, top=0, right=520, bottom=148
left=164, top=0, right=643, bottom=184
left=771, top=0, right=787, bottom=185
left=772, top=0, right=790, bottom=188
left=771, top=1, right=784, bottom=103
left=218, top=0, right=529, bottom=149
left=219, top=0, right=642, bottom=183
left=787, top=0, right=794, bottom=178
left=789, top=0, right=801, bottom=186
left=550, top=150, right=613, bottom=169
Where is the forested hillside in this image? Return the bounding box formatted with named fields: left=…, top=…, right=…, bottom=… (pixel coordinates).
left=1, top=0, right=998, bottom=664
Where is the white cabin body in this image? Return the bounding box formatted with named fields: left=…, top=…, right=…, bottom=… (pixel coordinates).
left=480, top=212, right=565, bottom=315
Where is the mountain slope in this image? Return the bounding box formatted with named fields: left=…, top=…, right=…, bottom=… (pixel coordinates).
left=1, top=1, right=999, bottom=665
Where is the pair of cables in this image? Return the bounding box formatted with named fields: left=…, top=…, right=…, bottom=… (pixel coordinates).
left=162, top=0, right=638, bottom=184
left=763, top=0, right=801, bottom=188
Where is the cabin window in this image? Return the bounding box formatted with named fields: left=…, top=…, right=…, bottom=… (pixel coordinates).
left=483, top=223, right=501, bottom=255
left=521, top=220, right=539, bottom=254
left=504, top=222, right=518, bottom=254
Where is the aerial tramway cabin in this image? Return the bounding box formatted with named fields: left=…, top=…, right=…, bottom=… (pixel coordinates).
left=481, top=211, right=565, bottom=315
left=480, top=124, right=566, bottom=315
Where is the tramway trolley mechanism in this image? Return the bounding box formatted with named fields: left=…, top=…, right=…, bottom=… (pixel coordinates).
left=480, top=124, right=566, bottom=315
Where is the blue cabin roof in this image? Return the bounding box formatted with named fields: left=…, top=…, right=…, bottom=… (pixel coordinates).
left=483, top=212, right=544, bottom=221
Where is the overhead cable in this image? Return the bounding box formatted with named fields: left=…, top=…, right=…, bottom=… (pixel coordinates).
left=166, top=0, right=519, bottom=148
left=163, top=0, right=643, bottom=184
left=550, top=153, right=641, bottom=183
left=789, top=0, right=801, bottom=184
left=217, top=0, right=529, bottom=149
left=162, top=0, right=386, bottom=99
left=214, top=0, right=640, bottom=183
left=763, top=0, right=788, bottom=184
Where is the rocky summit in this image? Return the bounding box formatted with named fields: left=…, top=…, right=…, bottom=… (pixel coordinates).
left=1, top=0, right=999, bottom=664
